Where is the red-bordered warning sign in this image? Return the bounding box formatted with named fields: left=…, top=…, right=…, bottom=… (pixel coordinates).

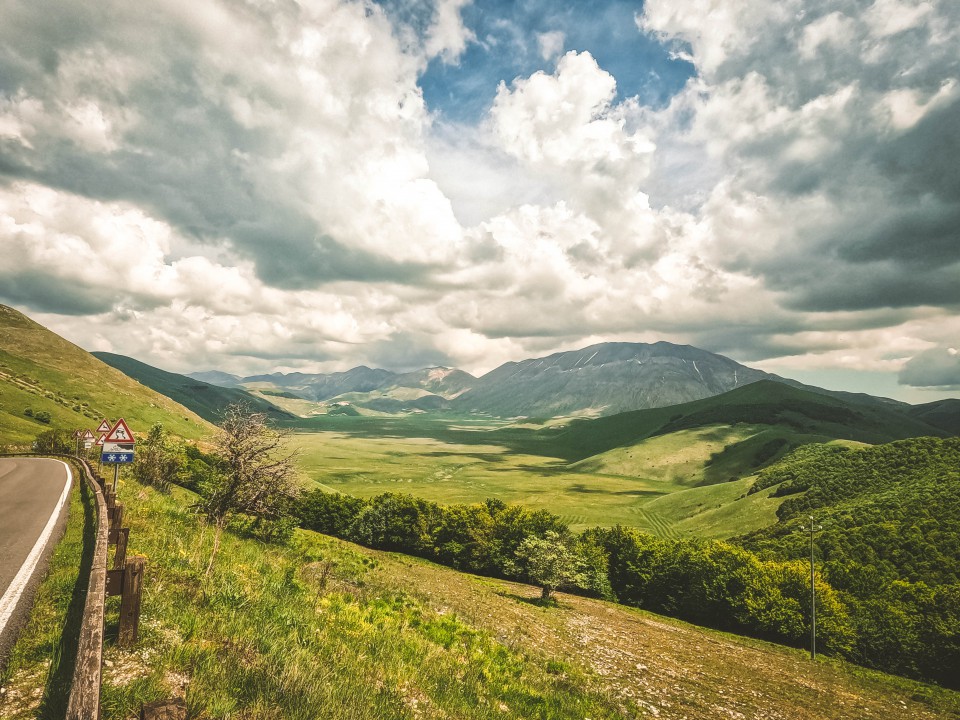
left=104, top=418, right=135, bottom=444
left=95, top=434, right=105, bottom=447
left=82, top=429, right=95, bottom=440
left=97, top=419, right=112, bottom=433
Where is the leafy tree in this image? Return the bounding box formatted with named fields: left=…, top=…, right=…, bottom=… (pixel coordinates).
left=33, top=428, right=72, bottom=454
left=347, top=493, right=439, bottom=555
left=298, top=489, right=368, bottom=536
left=197, top=403, right=300, bottom=576
left=514, top=530, right=584, bottom=602
left=132, top=423, right=184, bottom=491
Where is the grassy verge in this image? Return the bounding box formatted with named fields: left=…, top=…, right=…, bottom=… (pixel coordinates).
left=97, top=481, right=629, bottom=719
left=0, top=459, right=94, bottom=719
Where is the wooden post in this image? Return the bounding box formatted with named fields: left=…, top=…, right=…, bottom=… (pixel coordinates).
left=113, top=528, right=130, bottom=571
left=111, top=503, right=124, bottom=532
left=118, top=556, right=146, bottom=648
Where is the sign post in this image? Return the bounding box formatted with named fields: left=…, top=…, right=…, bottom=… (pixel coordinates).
left=101, top=419, right=136, bottom=490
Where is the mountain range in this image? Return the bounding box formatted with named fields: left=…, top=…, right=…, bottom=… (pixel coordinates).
left=186, top=340, right=950, bottom=422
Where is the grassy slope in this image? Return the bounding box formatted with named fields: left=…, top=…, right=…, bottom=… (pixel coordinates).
left=0, top=305, right=212, bottom=445
left=547, top=380, right=949, bottom=464
left=92, top=351, right=292, bottom=424
left=5, top=477, right=958, bottom=719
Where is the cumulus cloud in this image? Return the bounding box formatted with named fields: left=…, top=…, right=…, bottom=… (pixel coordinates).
left=0, top=0, right=464, bottom=282
left=425, top=0, right=476, bottom=63
left=900, top=347, right=960, bottom=389
left=0, top=0, right=957, bottom=399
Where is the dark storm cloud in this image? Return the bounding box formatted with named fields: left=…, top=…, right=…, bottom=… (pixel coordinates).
left=365, top=331, right=457, bottom=372
left=0, top=270, right=116, bottom=316
left=899, top=347, right=960, bottom=389
left=695, top=0, right=960, bottom=320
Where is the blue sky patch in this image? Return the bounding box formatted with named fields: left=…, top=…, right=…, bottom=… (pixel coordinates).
left=379, top=0, right=696, bottom=123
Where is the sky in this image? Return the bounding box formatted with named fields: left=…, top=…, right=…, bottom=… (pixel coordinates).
left=0, top=0, right=958, bottom=402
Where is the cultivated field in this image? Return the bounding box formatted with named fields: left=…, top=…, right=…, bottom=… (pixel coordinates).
left=289, top=416, right=786, bottom=537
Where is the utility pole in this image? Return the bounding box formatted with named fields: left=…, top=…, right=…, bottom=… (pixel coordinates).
left=800, top=515, right=822, bottom=660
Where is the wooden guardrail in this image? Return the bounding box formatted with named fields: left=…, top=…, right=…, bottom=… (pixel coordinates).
left=66, top=458, right=144, bottom=720
left=65, top=457, right=108, bottom=720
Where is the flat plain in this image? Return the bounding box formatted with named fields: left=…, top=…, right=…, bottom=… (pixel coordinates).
left=289, top=415, right=786, bottom=537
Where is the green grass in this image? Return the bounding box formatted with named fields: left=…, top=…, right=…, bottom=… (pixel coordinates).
left=0, top=305, right=212, bottom=446
left=0, top=459, right=94, bottom=719
left=290, top=430, right=686, bottom=534
left=92, top=481, right=630, bottom=719
left=288, top=419, right=802, bottom=537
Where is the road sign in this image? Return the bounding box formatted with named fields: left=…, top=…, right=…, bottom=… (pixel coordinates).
left=101, top=450, right=134, bottom=464
left=102, top=441, right=134, bottom=463
left=84, top=441, right=93, bottom=450
left=95, top=434, right=105, bottom=447
left=73, top=430, right=82, bottom=439
left=82, top=429, right=95, bottom=440
left=97, top=419, right=112, bottom=433
left=104, top=418, right=135, bottom=444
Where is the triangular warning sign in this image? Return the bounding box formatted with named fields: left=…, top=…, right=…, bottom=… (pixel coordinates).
left=104, top=418, right=135, bottom=443
left=97, top=419, right=112, bottom=433
left=72, top=430, right=82, bottom=439
left=95, top=434, right=105, bottom=447
left=82, top=429, right=95, bottom=440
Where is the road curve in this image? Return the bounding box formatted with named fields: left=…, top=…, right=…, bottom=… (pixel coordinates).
left=0, top=457, right=72, bottom=668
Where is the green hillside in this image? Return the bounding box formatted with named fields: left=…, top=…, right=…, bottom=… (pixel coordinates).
left=92, top=351, right=293, bottom=424
left=6, top=476, right=958, bottom=719
left=741, top=437, right=960, bottom=586
left=545, top=380, right=950, bottom=464
left=0, top=305, right=212, bottom=445
left=734, top=437, right=960, bottom=682
left=907, top=398, right=960, bottom=435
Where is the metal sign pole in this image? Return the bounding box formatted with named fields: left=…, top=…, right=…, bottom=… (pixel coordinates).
left=113, top=463, right=120, bottom=492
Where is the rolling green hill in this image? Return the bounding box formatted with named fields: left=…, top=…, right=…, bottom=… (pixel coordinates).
left=0, top=305, right=212, bottom=445
left=543, top=380, right=950, bottom=466
left=92, top=351, right=293, bottom=424
left=734, top=437, right=960, bottom=683
left=741, top=437, right=960, bottom=586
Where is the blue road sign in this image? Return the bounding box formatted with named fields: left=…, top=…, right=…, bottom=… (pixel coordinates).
left=102, top=452, right=134, bottom=464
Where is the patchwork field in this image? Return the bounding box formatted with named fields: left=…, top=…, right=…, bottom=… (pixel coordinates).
left=289, top=417, right=787, bottom=537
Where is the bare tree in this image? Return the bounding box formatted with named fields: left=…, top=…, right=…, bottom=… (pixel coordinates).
left=199, top=403, right=300, bottom=576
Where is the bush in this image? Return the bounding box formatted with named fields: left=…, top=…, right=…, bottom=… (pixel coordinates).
left=33, top=429, right=72, bottom=454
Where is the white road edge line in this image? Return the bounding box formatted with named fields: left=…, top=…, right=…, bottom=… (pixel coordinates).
left=0, top=459, right=73, bottom=634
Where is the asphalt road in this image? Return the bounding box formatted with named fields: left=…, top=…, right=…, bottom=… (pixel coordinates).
left=0, top=457, right=72, bottom=670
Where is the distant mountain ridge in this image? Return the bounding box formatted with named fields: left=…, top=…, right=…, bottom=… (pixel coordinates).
left=187, top=340, right=960, bottom=426
left=92, top=352, right=293, bottom=424
left=452, top=341, right=773, bottom=417
left=191, top=365, right=477, bottom=405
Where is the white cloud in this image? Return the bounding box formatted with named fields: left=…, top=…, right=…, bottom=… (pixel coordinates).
left=425, top=0, right=476, bottom=63
left=536, top=31, right=565, bottom=61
